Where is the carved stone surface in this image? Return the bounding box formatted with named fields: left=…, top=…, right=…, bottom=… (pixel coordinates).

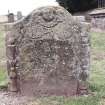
left=6, top=6, right=90, bottom=96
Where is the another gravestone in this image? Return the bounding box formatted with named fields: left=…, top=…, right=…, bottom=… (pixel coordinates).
left=17, top=11, right=23, bottom=20
left=8, top=13, right=14, bottom=23
left=6, top=6, right=90, bottom=96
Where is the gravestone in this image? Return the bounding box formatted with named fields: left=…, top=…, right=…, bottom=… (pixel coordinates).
left=6, top=6, right=90, bottom=96
left=17, top=11, right=23, bottom=20
left=8, top=13, right=14, bottom=23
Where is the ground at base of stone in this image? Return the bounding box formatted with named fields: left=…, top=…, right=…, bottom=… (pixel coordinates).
left=0, top=91, right=34, bottom=105
left=0, top=89, right=91, bottom=105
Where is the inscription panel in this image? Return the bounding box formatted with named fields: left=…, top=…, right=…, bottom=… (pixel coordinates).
left=18, top=40, right=77, bottom=84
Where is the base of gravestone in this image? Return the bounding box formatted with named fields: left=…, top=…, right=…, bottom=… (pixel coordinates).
left=19, top=79, right=78, bottom=97
left=77, top=81, right=89, bottom=95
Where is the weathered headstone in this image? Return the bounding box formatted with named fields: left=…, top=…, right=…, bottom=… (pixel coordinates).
left=6, top=6, right=90, bottom=96
left=17, top=11, right=23, bottom=20
left=8, top=13, right=14, bottom=23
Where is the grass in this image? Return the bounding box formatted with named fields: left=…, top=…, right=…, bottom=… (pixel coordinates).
left=89, top=32, right=105, bottom=93
left=27, top=96, right=100, bottom=105
left=0, top=68, right=7, bottom=82
left=0, top=31, right=7, bottom=88
left=0, top=31, right=105, bottom=105
left=91, top=32, right=105, bottom=51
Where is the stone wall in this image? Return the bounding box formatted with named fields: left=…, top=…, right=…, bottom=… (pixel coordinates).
left=6, top=6, right=90, bottom=96
left=91, top=18, right=105, bottom=30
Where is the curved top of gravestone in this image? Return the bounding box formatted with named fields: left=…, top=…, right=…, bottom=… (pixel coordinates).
left=19, top=6, right=72, bottom=24
left=11, top=6, right=82, bottom=42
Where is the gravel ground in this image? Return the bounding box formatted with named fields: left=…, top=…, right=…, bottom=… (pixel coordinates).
left=0, top=91, right=35, bottom=105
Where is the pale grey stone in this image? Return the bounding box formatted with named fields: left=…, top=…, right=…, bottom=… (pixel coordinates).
left=17, top=11, right=23, bottom=20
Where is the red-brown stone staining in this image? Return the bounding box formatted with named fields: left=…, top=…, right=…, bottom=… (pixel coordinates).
left=6, top=6, right=90, bottom=96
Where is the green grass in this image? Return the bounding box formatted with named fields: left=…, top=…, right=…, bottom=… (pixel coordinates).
left=0, top=67, right=7, bottom=89
left=0, top=31, right=7, bottom=88
left=0, top=68, right=6, bottom=82
left=91, top=32, right=105, bottom=51
left=89, top=32, right=105, bottom=94
left=0, top=31, right=105, bottom=105
left=27, top=95, right=101, bottom=105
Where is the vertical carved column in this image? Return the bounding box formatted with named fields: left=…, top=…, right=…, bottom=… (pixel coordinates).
left=77, top=23, right=90, bottom=95
left=6, top=31, right=18, bottom=92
